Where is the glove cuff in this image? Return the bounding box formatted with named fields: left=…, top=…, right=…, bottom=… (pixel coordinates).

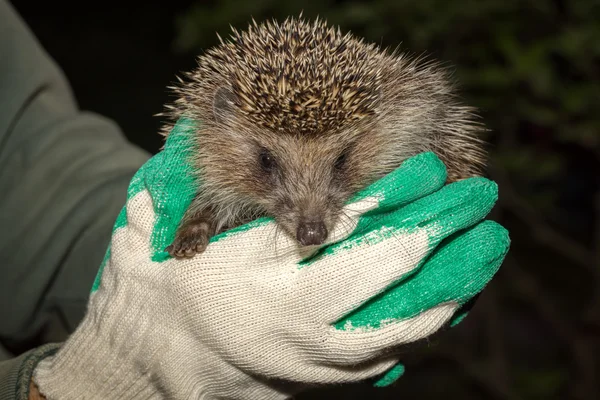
left=33, top=291, right=162, bottom=400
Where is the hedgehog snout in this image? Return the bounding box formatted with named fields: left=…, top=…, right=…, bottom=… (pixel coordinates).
left=296, top=220, right=328, bottom=246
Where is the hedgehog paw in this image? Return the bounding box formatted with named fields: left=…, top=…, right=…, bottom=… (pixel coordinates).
left=166, top=221, right=211, bottom=259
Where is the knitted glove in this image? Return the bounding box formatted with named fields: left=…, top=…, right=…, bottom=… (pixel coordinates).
left=33, top=118, right=509, bottom=399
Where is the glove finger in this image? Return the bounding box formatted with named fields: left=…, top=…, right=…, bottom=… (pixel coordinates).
left=373, top=363, right=405, bottom=387
left=347, top=152, right=447, bottom=214
left=315, top=357, right=400, bottom=384
left=282, top=357, right=400, bottom=385
left=369, top=223, right=508, bottom=388
left=371, top=308, right=474, bottom=387
left=322, top=302, right=458, bottom=365
left=335, top=220, right=509, bottom=330
left=299, top=178, right=497, bottom=322
left=355, top=176, right=498, bottom=250
left=298, top=226, right=432, bottom=324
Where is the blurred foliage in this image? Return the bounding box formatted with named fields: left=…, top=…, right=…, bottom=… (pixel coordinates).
left=173, top=0, right=600, bottom=218
left=171, top=1, right=599, bottom=398
left=514, top=367, right=569, bottom=399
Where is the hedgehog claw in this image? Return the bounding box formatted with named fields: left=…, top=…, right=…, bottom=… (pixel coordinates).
left=167, top=221, right=211, bottom=259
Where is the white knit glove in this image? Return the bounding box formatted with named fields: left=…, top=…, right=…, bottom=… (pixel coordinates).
left=33, top=118, right=509, bottom=399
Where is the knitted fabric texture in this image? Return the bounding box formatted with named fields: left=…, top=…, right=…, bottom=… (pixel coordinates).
left=33, top=118, right=509, bottom=399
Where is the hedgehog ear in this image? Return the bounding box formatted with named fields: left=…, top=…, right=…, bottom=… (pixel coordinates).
left=213, top=86, right=237, bottom=124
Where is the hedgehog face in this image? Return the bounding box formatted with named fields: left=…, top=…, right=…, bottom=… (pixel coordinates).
left=247, top=133, right=359, bottom=246
left=196, top=88, right=384, bottom=246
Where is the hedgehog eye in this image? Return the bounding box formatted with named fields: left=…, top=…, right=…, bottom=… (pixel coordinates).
left=259, top=149, right=276, bottom=172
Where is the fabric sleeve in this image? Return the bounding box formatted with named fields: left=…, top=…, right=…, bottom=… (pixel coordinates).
left=0, top=0, right=150, bottom=361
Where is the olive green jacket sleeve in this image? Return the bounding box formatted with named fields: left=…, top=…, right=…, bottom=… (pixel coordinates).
left=0, top=1, right=150, bottom=398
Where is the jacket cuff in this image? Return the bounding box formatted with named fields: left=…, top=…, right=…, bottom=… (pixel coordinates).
left=0, top=343, right=62, bottom=400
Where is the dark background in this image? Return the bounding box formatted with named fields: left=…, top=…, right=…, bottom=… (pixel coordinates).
left=12, top=0, right=599, bottom=399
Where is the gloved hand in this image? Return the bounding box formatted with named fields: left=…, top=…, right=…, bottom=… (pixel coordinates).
left=33, top=118, right=509, bottom=399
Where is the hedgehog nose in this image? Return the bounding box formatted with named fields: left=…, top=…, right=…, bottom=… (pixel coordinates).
left=296, top=221, right=328, bottom=246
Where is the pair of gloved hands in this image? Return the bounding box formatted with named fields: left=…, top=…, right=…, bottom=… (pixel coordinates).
left=33, top=118, right=509, bottom=399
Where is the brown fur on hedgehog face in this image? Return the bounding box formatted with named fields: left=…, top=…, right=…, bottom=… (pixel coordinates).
left=195, top=90, right=389, bottom=243
left=161, top=17, right=487, bottom=246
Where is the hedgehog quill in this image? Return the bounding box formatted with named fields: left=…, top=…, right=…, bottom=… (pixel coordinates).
left=160, top=17, right=487, bottom=259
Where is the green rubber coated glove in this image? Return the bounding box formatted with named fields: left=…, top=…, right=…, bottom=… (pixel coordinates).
left=33, top=117, right=509, bottom=400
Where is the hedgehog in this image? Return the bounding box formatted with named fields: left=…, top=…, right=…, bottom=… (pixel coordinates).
left=160, top=16, right=487, bottom=258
